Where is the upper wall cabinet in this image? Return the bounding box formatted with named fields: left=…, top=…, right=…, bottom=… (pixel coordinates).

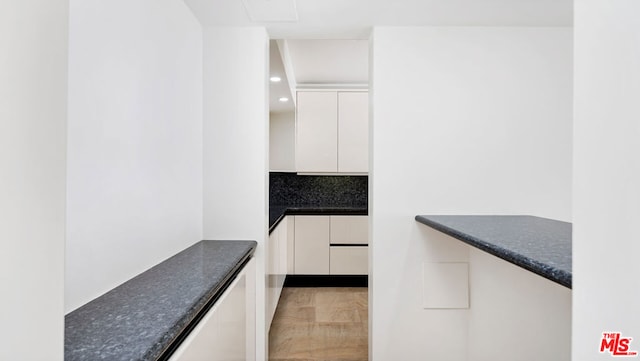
left=296, top=91, right=369, bottom=173
left=296, top=92, right=338, bottom=173
left=338, top=92, right=369, bottom=173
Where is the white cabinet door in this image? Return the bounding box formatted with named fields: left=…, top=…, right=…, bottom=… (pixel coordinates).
left=169, top=259, right=252, bottom=361
left=276, top=217, right=287, bottom=300
left=296, top=92, right=338, bottom=173
left=330, top=247, right=368, bottom=275
left=267, top=216, right=295, bottom=331
left=294, top=216, right=330, bottom=274
left=286, top=216, right=295, bottom=274
left=330, top=215, right=368, bottom=245
left=267, top=217, right=290, bottom=330
left=338, top=92, right=369, bottom=173
left=214, top=271, right=248, bottom=361
left=266, top=227, right=278, bottom=328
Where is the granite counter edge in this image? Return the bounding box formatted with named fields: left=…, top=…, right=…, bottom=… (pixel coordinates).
left=415, top=215, right=572, bottom=289
left=64, top=240, right=257, bottom=361
left=269, top=207, right=368, bottom=233
left=155, top=242, right=257, bottom=360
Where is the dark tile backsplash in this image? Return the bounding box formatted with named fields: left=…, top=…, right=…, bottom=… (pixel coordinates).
left=270, top=172, right=368, bottom=208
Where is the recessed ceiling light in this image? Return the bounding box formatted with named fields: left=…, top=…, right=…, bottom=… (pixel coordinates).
left=270, top=76, right=282, bottom=83
left=278, top=97, right=289, bottom=102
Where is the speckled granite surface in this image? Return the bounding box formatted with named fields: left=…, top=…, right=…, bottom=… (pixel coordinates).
left=269, top=205, right=368, bottom=233
left=269, top=172, right=368, bottom=233
left=415, top=215, right=571, bottom=288
left=270, top=172, right=368, bottom=207
left=65, top=240, right=257, bottom=361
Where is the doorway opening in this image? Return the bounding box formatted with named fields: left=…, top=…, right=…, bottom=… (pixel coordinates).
left=267, top=38, right=371, bottom=360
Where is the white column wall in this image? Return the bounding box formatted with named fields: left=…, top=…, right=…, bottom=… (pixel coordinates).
left=574, top=1, right=640, bottom=359
left=202, top=27, right=269, bottom=361
left=467, top=247, right=571, bottom=361
left=66, top=0, right=203, bottom=312
left=370, top=27, right=572, bottom=360
left=0, top=1, right=68, bottom=359
left=269, top=111, right=296, bottom=172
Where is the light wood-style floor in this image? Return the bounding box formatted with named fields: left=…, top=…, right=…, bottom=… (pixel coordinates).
left=269, top=287, right=368, bottom=361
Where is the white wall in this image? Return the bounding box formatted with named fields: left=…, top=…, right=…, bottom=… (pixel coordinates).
left=467, top=247, right=571, bottom=361
left=66, top=0, right=203, bottom=312
left=0, top=1, right=68, bottom=359
left=270, top=111, right=296, bottom=172
left=203, top=27, right=269, bottom=361
left=574, top=1, right=640, bottom=359
left=370, top=27, right=572, bottom=360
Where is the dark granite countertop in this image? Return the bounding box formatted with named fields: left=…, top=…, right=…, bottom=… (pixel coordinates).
left=415, top=215, right=571, bottom=288
left=269, top=205, right=368, bottom=233
left=65, top=240, right=257, bottom=361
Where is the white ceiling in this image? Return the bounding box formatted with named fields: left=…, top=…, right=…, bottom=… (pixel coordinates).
left=183, top=0, right=572, bottom=39
left=195, top=0, right=571, bottom=112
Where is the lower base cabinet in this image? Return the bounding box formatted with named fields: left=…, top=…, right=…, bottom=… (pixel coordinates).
left=294, top=215, right=369, bottom=275
left=294, top=216, right=330, bottom=274
left=266, top=214, right=368, bottom=331
left=267, top=217, right=292, bottom=329
left=169, top=258, right=256, bottom=361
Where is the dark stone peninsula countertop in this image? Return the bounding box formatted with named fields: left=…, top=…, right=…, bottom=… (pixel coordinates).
left=269, top=205, right=368, bottom=233
left=65, top=240, right=257, bottom=361
left=415, top=215, right=571, bottom=288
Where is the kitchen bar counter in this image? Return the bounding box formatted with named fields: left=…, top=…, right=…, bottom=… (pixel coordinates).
left=269, top=205, right=367, bottom=233
left=65, top=240, right=257, bottom=361
left=415, top=215, right=571, bottom=288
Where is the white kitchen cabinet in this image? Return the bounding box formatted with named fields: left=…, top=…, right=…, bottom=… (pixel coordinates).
left=330, top=215, right=368, bottom=245
left=169, top=258, right=255, bottom=361
left=338, top=92, right=369, bottom=173
left=296, top=92, right=338, bottom=173
left=294, top=215, right=330, bottom=274
left=286, top=216, right=295, bottom=274
left=329, top=215, right=368, bottom=275
left=295, top=90, right=368, bottom=173
left=267, top=217, right=291, bottom=329
left=330, top=247, right=368, bottom=275
left=293, top=215, right=368, bottom=275
left=278, top=218, right=289, bottom=285
left=267, top=226, right=278, bottom=328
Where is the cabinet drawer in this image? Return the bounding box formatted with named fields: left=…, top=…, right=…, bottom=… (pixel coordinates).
left=330, top=215, right=368, bottom=245
left=330, top=246, right=368, bottom=275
